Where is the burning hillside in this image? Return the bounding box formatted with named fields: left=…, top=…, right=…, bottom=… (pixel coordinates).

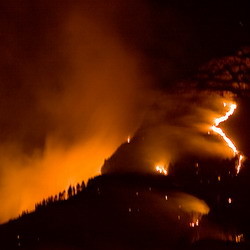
left=102, top=91, right=245, bottom=178
left=0, top=6, right=250, bottom=250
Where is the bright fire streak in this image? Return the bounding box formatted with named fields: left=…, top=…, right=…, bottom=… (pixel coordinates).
left=237, top=154, right=244, bottom=175
left=210, top=103, right=244, bottom=174
left=155, top=165, right=168, bottom=175
left=211, top=126, right=237, bottom=153
left=214, top=103, right=236, bottom=126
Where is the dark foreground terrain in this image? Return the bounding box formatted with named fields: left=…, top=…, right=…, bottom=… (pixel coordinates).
left=0, top=169, right=250, bottom=249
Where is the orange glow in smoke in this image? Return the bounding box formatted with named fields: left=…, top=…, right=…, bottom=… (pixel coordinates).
left=210, top=103, right=244, bottom=174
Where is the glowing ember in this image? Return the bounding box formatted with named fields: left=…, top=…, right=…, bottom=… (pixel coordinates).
left=155, top=165, right=168, bottom=175
left=210, top=102, right=244, bottom=174
left=195, top=219, right=199, bottom=226
left=190, top=222, right=195, bottom=227
left=235, top=234, right=244, bottom=243
left=228, top=197, right=232, bottom=204
left=189, top=218, right=199, bottom=227
left=127, top=136, right=131, bottom=143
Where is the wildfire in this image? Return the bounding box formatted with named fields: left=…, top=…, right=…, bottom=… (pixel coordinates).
left=235, top=234, right=244, bottom=243
left=155, top=165, right=168, bottom=175
left=214, top=103, right=236, bottom=126
left=189, top=219, right=199, bottom=227
left=210, top=126, right=237, bottom=153
left=237, top=154, right=244, bottom=175
left=127, top=136, right=131, bottom=143
left=210, top=102, right=244, bottom=174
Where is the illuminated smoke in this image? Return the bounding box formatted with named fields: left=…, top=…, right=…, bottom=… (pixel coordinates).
left=0, top=1, right=150, bottom=223
left=171, top=192, right=210, bottom=215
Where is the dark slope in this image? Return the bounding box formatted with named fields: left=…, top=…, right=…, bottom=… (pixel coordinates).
left=0, top=170, right=250, bottom=249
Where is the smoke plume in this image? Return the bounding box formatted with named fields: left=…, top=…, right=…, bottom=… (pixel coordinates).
left=0, top=1, right=152, bottom=222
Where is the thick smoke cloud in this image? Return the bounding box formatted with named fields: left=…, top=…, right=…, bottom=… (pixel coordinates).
left=0, top=0, right=156, bottom=222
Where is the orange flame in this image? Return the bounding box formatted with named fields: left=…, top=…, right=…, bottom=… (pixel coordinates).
left=237, top=154, right=244, bottom=175
left=214, top=103, right=236, bottom=126
left=210, top=126, right=237, bottom=153
left=155, top=165, right=168, bottom=175
left=210, top=103, right=244, bottom=174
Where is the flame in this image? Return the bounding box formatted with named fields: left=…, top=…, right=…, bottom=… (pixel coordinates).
left=214, top=103, right=236, bottom=126
left=210, top=103, right=244, bottom=174
left=155, top=165, right=168, bottom=175
left=127, top=136, right=131, bottom=143
left=190, top=222, right=195, bottom=227
left=236, top=154, right=244, bottom=175
left=235, top=234, right=244, bottom=243
left=210, top=126, right=237, bottom=153
left=189, top=219, right=199, bottom=227
left=195, top=219, right=199, bottom=226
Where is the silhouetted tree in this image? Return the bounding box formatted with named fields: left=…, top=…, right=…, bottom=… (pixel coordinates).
left=61, top=190, right=66, bottom=200
left=42, top=199, right=46, bottom=206
left=67, top=185, right=72, bottom=199
left=76, top=183, right=81, bottom=194
left=81, top=181, right=85, bottom=190
left=59, top=192, right=63, bottom=201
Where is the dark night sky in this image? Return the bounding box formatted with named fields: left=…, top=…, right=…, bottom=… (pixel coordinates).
left=111, top=0, right=250, bottom=86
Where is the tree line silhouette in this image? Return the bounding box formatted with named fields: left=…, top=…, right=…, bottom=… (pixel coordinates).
left=34, top=181, right=85, bottom=211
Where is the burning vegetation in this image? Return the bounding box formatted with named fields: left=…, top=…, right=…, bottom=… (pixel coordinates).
left=210, top=102, right=244, bottom=174
left=0, top=1, right=249, bottom=248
